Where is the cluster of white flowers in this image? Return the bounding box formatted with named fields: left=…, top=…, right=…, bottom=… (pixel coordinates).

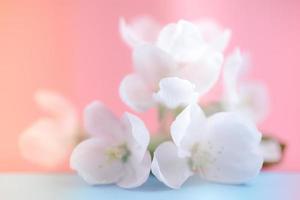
left=18, top=16, right=283, bottom=189
left=69, top=17, right=267, bottom=189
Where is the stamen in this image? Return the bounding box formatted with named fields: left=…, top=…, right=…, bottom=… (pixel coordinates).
left=188, top=143, right=218, bottom=174
left=106, top=144, right=131, bottom=163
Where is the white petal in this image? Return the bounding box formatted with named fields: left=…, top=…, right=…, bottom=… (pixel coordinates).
left=19, top=118, right=72, bottom=168
left=84, top=101, right=123, bottom=141
left=210, top=29, right=231, bottom=52
left=34, top=89, right=78, bottom=134
left=260, top=138, right=282, bottom=163
left=196, top=19, right=231, bottom=52
left=176, top=49, right=223, bottom=96
left=199, top=112, right=263, bottom=184
left=119, top=74, right=155, bottom=112
left=151, top=142, right=193, bottom=189
left=157, top=20, right=206, bottom=63
left=133, top=44, right=177, bottom=88
left=119, top=18, right=146, bottom=48
left=153, top=77, right=199, bottom=109
left=35, top=89, right=76, bottom=118
left=222, top=49, right=248, bottom=104
left=117, top=151, right=151, bottom=188
left=222, top=49, right=268, bottom=123
left=121, top=112, right=150, bottom=162
left=170, top=104, right=206, bottom=156
left=70, top=138, right=124, bottom=185
left=237, top=82, right=269, bottom=123
left=119, top=17, right=160, bottom=48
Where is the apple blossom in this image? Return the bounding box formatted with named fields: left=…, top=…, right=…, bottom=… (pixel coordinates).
left=70, top=101, right=151, bottom=188
left=151, top=104, right=263, bottom=189
left=120, top=19, right=227, bottom=112
left=222, top=49, right=269, bottom=123
left=19, top=90, right=79, bottom=168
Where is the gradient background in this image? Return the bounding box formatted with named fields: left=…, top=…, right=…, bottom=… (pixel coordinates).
left=0, top=0, right=299, bottom=172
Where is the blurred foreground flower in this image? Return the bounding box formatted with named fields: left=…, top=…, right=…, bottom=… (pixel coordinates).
left=19, top=90, right=80, bottom=168
left=70, top=101, right=151, bottom=188
left=151, top=104, right=263, bottom=189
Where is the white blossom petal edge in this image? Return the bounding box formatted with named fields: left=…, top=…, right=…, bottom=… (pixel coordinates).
left=70, top=101, right=151, bottom=188
left=119, top=17, right=231, bottom=52
left=151, top=104, right=263, bottom=189
left=153, top=77, right=199, bottom=109
left=119, top=16, right=160, bottom=48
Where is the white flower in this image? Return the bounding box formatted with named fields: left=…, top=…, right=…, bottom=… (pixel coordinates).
left=222, top=49, right=269, bottom=123
left=120, top=19, right=227, bottom=112
left=70, top=101, right=151, bottom=188
left=151, top=104, right=263, bottom=189
left=19, top=90, right=79, bottom=168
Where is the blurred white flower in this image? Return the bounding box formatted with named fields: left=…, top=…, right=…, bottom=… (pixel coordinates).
left=19, top=90, right=79, bottom=168
left=151, top=104, right=263, bottom=189
left=222, top=49, right=269, bottom=123
left=120, top=19, right=229, bottom=111
left=70, top=101, right=151, bottom=188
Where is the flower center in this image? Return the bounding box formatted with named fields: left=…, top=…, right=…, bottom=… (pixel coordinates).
left=106, top=144, right=131, bottom=163
left=188, top=143, right=218, bottom=174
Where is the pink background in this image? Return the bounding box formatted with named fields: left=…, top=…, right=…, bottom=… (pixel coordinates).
left=0, top=0, right=299, bottom=171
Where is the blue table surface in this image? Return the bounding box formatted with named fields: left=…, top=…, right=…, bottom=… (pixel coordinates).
left=1, top=172, right=300, bottom=200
